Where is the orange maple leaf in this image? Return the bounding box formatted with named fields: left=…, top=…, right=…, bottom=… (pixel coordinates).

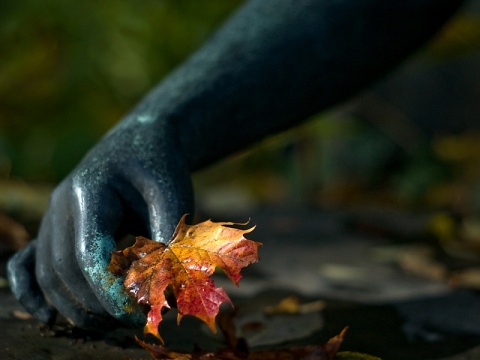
left=109, top=215, right=261, bottom=341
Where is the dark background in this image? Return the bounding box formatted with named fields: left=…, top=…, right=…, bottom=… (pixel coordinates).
left=0, top=0, right=480, bottom=221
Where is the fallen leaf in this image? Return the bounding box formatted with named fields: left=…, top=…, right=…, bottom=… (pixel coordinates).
left=264, top=296, right=301, bottom=315
left=398, top=249, right=447, bottom=281
left=12, top=310, right=33, bottom=320
left=336, top=351, right=382, bottom=360
left=449, top=268, right=480, bottom=290
left=264, top=295, right=326, bottom=315
left=371, top=244, right=447, bottom=281
left=136, top=327, right=348, bottom=360
left=109, top=215, right=261, bottom=342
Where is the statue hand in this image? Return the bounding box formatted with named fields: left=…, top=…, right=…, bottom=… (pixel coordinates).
left=7, top=120, right=193, bottom=330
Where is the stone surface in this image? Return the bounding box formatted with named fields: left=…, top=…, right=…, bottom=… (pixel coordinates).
left=2, top=205, right=480, bottom=359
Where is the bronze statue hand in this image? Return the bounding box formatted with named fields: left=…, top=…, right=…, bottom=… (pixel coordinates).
left=8, top=119, right=193, bottom=330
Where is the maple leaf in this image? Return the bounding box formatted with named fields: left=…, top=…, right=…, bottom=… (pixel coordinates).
left=109, top=215, right=261, bottom=341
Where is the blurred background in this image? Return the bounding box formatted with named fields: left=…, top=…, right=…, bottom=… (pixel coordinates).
left=0, top=0, right=480, bottom=238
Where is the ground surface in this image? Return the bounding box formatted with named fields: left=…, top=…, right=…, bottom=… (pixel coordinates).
left=1, top=205, right=480, bottom=359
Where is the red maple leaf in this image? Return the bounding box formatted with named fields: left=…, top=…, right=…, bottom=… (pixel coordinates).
left=109, top=215, right=261, bottom=341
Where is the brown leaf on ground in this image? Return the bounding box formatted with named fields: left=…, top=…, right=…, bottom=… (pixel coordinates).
left=449, top=268, right=480, bottom=290
left=136, top=327, right=348, bottom=360
left=264, top=295, right=326, bottom=315
left=109, top=215, right=261, bottom=342
left=12, top=310, right=33, bottom=320
left=398, top=248, right=447, bottom=281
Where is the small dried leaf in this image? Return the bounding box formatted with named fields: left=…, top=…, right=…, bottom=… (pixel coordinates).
left=264, top=296, right=301, bottom=315
left=136, top=327, right=349, bottom=360
left=336, top=351, right=382, bottom=360
left=12, top=310, right=33, bottom=320
left=264, top=296, right=326, bottom=315
left=449, top=268, right=480, bottom=290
